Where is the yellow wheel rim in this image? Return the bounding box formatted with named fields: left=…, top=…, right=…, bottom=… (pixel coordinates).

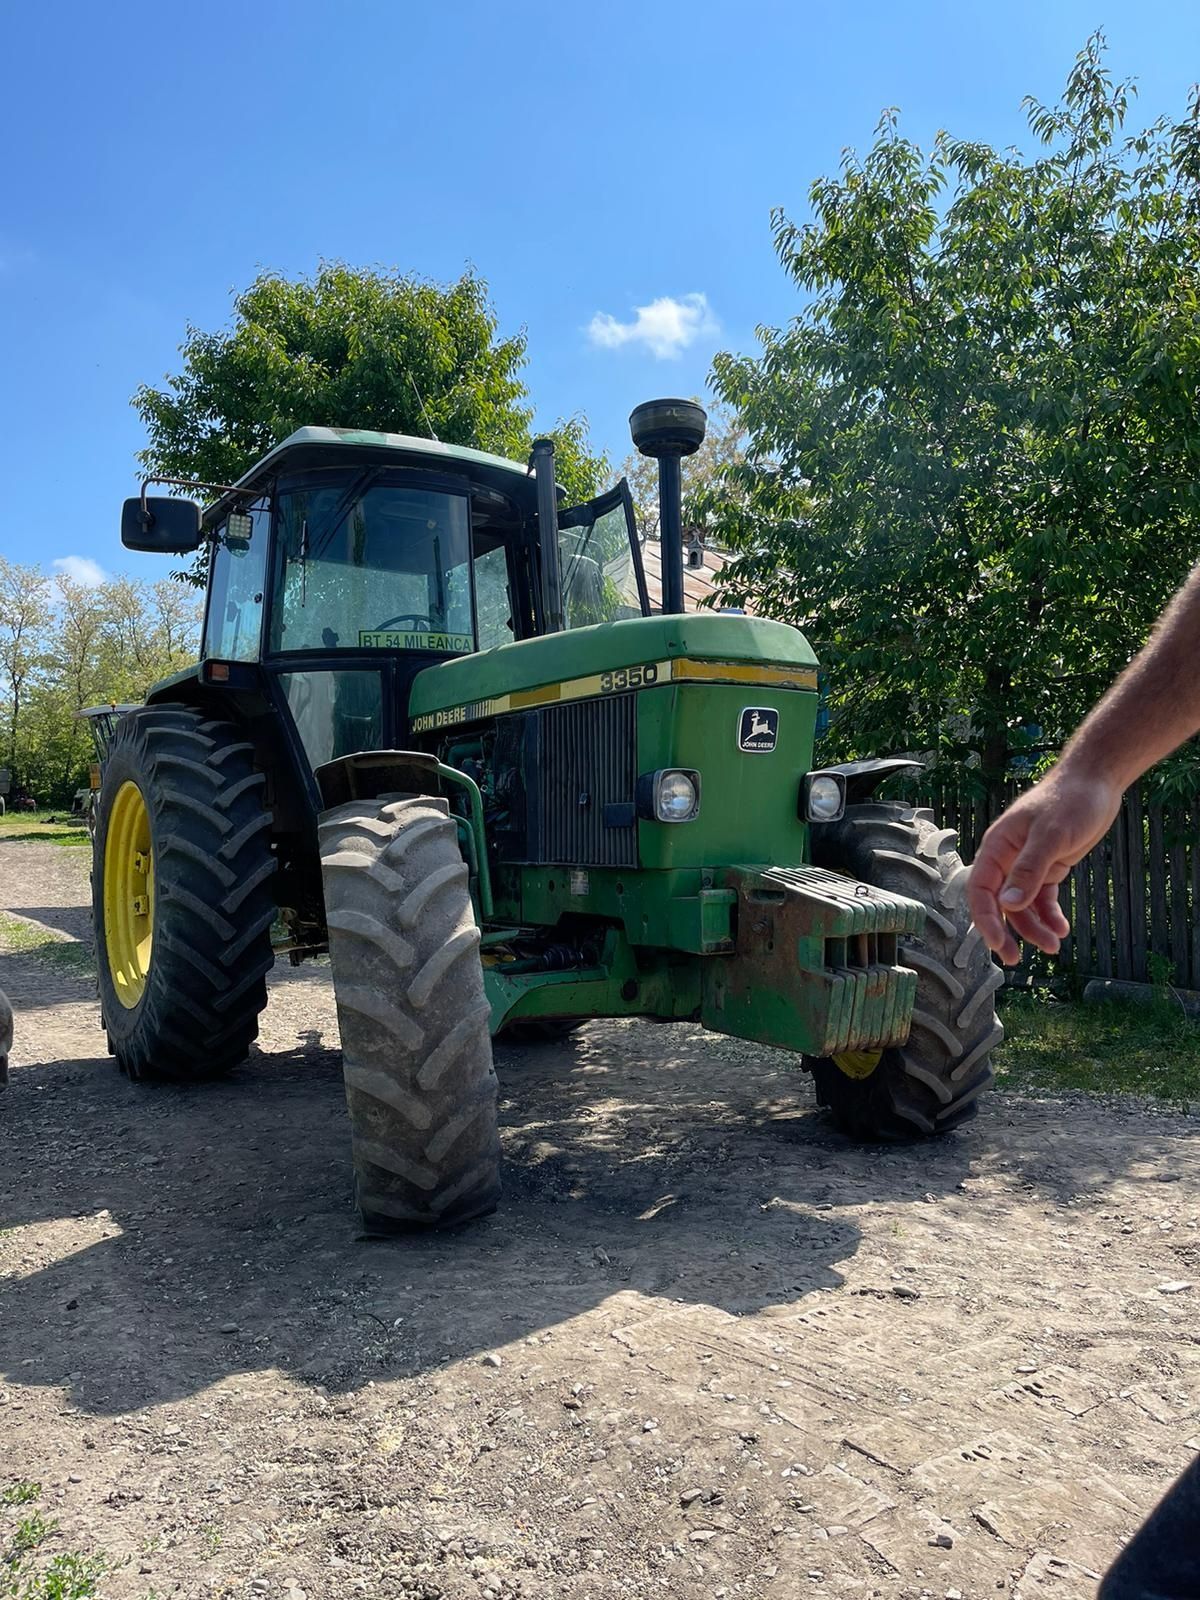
left=103, top=780, right=154, bottom=1009
left=831, top=1048, right=883, bottom=1081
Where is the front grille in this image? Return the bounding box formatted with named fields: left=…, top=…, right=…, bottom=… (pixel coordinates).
left=539, top=694, right=637, bottom=868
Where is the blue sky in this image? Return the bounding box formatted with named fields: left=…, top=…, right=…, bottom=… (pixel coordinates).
left=2, top=0, right=1198, bottom=584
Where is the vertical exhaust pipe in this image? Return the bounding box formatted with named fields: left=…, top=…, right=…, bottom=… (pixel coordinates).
left=629, top=398, right=707, bottom=615
left=531, top=436, right=564, bottom=633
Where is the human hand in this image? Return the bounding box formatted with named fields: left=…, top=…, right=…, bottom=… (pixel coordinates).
left=965, top=767, right=1124, bottom=965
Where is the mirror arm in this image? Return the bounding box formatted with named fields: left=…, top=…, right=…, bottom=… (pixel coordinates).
left=138, top=475, right=249, bottom=532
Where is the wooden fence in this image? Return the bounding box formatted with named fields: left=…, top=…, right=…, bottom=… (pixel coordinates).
left=918, top=780, right=1200, bottom=989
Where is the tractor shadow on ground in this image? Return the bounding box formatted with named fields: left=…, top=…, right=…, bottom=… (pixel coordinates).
left=5, top=904, right=94, bottom=944
left=0, top=1004, right=1177, bottom=1418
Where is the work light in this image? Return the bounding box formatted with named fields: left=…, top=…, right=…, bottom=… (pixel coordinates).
left=802, top=771, right=846, bottom=823
left=636, top=768, right=702, bottom=823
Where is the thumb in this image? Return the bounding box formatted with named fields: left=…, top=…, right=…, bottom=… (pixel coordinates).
left=999, top=817, right=1062, bottom=912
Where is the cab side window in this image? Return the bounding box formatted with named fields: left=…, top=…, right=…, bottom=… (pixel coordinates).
left=474, top=543, right=514, bottom=651
left=204, top=503, right=270, bottom=662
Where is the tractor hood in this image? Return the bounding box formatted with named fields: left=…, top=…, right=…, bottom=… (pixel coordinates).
left=408, top=613, right=817, bottom=731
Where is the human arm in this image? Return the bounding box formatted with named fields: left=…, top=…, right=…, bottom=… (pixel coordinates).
left=967, top=561, right=1200, bottom=965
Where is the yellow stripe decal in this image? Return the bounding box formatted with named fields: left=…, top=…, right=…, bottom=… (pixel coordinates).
left=672, top=658, right=819, bottom=690
left=409, top=657, right=817, bottom=733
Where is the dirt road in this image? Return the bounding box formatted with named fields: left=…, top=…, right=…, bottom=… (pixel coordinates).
left=2, top=840, right=1199, bottom=1600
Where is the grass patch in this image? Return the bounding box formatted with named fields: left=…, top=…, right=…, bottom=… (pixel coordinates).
left=1, top=1484, right=109, bottom=1600
left=5, top=1550, right=110, bottom=1599
left=7, top=1515, right=56, bottom=1560
left=0, top=916, right=93, bottom=978
left=996, top=990, right=1200, bottom=1106
left=1, top=833, right=90, bottom=849
left=0, top=813, right=89, bottom=848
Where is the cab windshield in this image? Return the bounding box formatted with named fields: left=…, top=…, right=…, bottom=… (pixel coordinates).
left=269, top=472, right=474, bottom=654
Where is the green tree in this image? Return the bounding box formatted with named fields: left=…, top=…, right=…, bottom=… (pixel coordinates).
left=707, top=37, right=1200, bottom=805
left=0, top=568, right=202, bottom=803
left=134, top=263, right=605, bottom=532
left=0, top=558, right=52, bottom=781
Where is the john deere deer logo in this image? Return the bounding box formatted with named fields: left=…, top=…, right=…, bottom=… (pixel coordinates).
left=738, top=707, right=779, bottom=753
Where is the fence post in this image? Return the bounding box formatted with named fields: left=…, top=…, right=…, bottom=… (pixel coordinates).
left=1169, top=808, right=1191, bottom=988
left=1094, top=830, right=1114, bottom=980
left=1111, top=801, right=1132, bottom=981
left=1148, top=803, right=1170, bottom=972
left=1127, top=787, right=1147, bottom=983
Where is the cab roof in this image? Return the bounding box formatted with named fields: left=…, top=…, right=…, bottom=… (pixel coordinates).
left=203, top=426, right=533, bottom=528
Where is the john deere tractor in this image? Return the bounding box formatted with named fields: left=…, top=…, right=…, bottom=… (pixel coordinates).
left=95, top=399, right=1002, bottom=1229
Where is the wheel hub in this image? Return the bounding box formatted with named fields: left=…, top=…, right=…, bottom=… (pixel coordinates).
left=831, top=1048, right=882, bottom=1081
left=103, top=780, right=154, bottom=1009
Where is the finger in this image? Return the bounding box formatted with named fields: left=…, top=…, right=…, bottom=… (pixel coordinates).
left=999, top=818, right=1067, bottom=913
left=971, top=900, right=1020, bottom=962
left=1008, top=875, right=1075, bottom=950
left=1005, top=903, right=1063, bottom=955
left=991, top=924, right=1023, bottom=966
left=1035, top=883, right=1071, bottom=938
left=1003, top=882, right=1071, bottom=956
left=966, top=821, right=1027, bottom=943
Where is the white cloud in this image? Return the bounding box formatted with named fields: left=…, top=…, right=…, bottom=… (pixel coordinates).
left=53, top=556, right=107, bottom=588
left=587, top=292, right=719, bottom=360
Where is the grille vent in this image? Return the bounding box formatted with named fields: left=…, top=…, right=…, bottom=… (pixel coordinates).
left=538, top=694, right=637, bottom=867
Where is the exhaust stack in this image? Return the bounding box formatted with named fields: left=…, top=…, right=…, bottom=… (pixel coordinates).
left=530, top=436, right=564, bottom=632
left=629, top=398, right=707, bottom=615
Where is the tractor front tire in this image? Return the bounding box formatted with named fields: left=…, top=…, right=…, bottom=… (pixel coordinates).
left=319, top=794, right=501, bottom=1231
left=94, top=704, right=277, bottom=1081
left=807, top=802, right=1004, bottom=1140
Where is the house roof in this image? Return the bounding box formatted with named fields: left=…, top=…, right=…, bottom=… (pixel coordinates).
left=639, top=539, right=754, bottom=614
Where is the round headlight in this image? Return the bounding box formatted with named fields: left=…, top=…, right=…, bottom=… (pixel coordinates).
left=657, top=770, right=699, bottom=822
left=806, top=773, right=844, bottom=822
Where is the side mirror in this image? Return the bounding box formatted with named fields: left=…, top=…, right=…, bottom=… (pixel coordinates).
left=121, top=495, right=204, bottom=554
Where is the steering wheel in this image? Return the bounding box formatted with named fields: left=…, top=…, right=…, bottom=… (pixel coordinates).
left=371, top=614, right=435, bottom=633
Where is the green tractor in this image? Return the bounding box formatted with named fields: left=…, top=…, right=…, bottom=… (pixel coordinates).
left=96, top=399, right=1002, bottom=1229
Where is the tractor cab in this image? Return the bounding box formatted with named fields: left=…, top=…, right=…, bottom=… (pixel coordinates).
left=122, top=427, right=645, bottom=779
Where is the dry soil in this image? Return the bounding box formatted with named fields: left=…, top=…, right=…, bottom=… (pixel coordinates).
left=2, top=840, right=1199, bottom=1600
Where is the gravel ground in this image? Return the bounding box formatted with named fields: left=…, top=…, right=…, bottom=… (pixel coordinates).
left=2, top=839, right=1199, bottom=1600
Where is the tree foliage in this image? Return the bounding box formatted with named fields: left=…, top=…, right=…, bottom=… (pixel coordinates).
left=0, top=558, right=201, bottom=802
left=707, top=37, right=1200, bottom=799
left=135, top=263, right=605, bottom=519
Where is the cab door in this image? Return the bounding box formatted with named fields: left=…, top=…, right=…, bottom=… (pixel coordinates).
left=553, top=480, right=650, bottom=629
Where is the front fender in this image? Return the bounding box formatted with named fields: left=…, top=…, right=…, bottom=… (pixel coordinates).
left=821, top=757, right=924, bottom=805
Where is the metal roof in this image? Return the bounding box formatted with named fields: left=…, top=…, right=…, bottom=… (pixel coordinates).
left=204, top=426, right=531, bottom=527
left=639, top=539, right=755, bottom=615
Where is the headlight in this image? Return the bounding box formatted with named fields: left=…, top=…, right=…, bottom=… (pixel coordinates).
left=636, top=769, right=702, bottom=823
left=802, top=771, right=846, bottom=823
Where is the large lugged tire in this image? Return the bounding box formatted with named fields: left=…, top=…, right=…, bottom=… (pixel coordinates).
left=93, top=704, right=277, bottom=1081
left=807, top=802, right=1004, bottom=1139
left=319, top=794, right=501, bottom=1231
left=0, top=987, right=11, bottom=1090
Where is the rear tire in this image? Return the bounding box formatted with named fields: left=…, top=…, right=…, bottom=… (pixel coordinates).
left=319, top=794, right=501, bottom=1231
left=93, top=704, right=277, bottom=1081
left=807, top=802, right=1003, bottom=1139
